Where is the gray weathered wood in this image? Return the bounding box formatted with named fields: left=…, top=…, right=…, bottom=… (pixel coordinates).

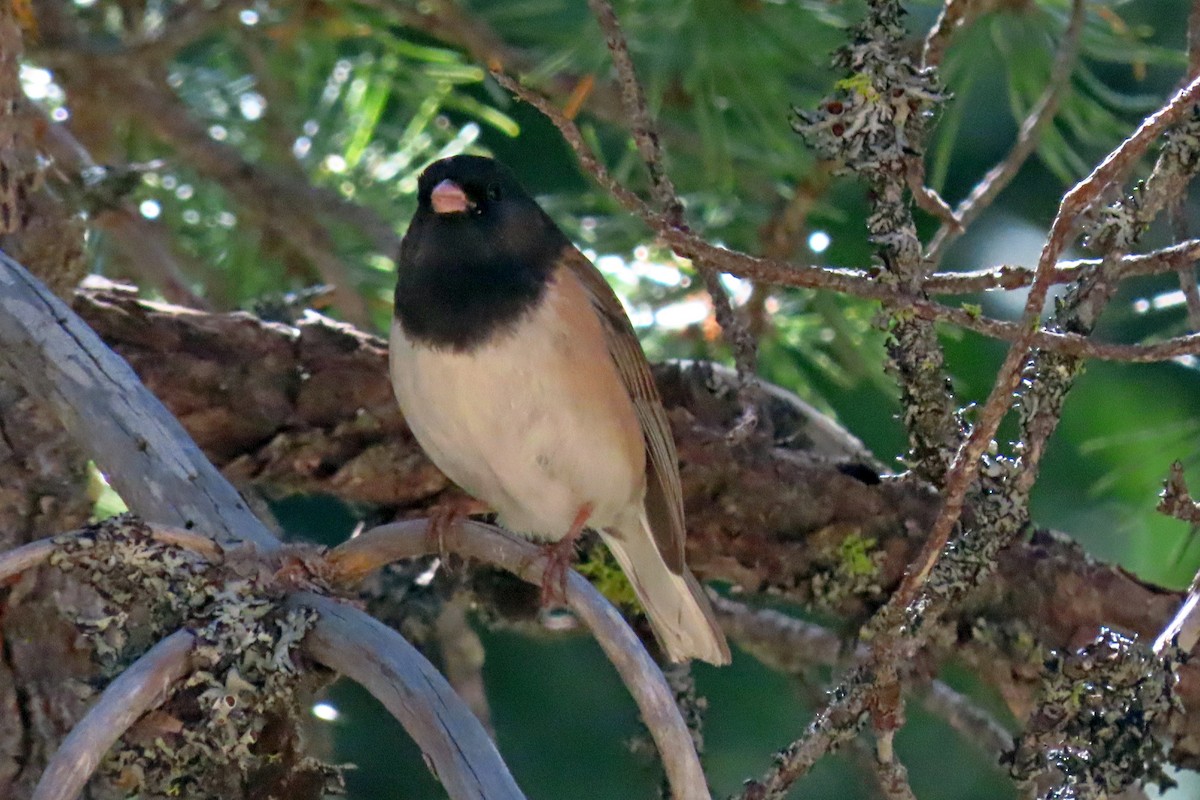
left=31, top=629, right=197, bottom=800
left=0, top=254, right=277, bottom=548
left=290, top=592, right=527, bottom=800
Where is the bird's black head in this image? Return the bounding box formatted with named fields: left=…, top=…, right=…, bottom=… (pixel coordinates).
left=394, top=155, right=569, bottom=351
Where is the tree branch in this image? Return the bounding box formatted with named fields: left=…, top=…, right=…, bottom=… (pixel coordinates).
left=0, top=523, right=221, bottom=582
left=925, top=0, right=1085, bottom=264
left=584, top=0, right=761, bottom=416
left=31, top=629, right=197, bottom=800
left=0, top=253, right=277, bottom=549
left=329, top=520, right=714, bottom=800
left=68, top=287, right=1200, bottom=767
left=897, top=71, right=1200, bottom=604
left=289, top=592, right=527, bottom=800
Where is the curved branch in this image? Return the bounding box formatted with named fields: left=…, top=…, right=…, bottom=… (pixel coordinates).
left=68, top=286, right=1200, bottom=765
left=0, top=522, right=221, bottom=582
left=288, top=592, right=526, bottom=800
left=0, top=253, right=278, bottom=550
left=0, top=537, right=57, bottom=582
left=328, top=520, right=713, bottom=800
left=31, top=629, right=197, bottom=800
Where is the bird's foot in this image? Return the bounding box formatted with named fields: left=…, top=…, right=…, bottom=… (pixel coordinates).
left=425, top=495, right=488, bottom=562
left=538, top=502, right=593, bottom=607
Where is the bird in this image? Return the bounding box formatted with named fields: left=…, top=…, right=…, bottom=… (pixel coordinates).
left=389, top=154, right=731, bottom=665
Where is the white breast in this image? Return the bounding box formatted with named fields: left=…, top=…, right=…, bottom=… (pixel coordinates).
left=388, top=275, right=646, bottom=541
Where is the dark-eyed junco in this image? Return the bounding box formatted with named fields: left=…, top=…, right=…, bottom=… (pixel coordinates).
left=390, top=155, right=730, bottom=665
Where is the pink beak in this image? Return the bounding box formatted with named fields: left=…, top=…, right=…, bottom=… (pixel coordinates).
left=430, top=179, right=472, bottom=214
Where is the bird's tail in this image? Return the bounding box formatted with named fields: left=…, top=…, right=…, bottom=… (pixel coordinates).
left=599, top=517, right=731, bottom=665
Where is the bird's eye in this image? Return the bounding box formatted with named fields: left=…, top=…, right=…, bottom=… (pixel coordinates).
left=486, top=182, right=501, bottom=201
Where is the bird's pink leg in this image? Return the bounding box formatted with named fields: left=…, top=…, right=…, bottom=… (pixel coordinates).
left=540, top=502, right=593, bottom=606
left=425, top=494, right=489, bottom=560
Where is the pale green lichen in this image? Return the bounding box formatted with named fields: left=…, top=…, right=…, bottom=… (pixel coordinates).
left=1006, top=627, right=1182, bottom=800
left=51, top=515, right=343, bottom=798
left=575, top=543, right=639, bottom=610
left=809, top=528, right=886, bottom=611
left=838, top=533, right=880, bottom=578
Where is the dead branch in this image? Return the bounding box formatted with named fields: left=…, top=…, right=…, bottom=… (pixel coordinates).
left=585, top=0, right=761, bottom=412
left=329, top=520, right=714, bottom=800
left=0, top=252, right=277, bottom=549
left=0, top=523, right=220, bottom=583
left=31, top=629, right=197, bottom=800
left=289, top=592, right=527, bottom=800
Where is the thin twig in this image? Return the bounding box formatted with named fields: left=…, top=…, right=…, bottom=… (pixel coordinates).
left=0, top=252, right=279, bottom=549
left=1154, top=462, right=1200, bottom=653
left=489, top=69, right=1200, bottom=370
left=673, top=232, right=1200, bottom=362
left=738, top=686, right=868, bottom=800
left=487, top=72, right=1200, bottom=369
left=925, top=0, right=1085, bottom=263
left=587, top=0, right=682, bottom=223
left=714, top=593, right=1012, bottom=765
left=328, top=519, right=713, bottom=800
left=31, top=629, right=197, bottom=800
left=908, top=301, right=1200, bottom=363
left=291, top=592, right=526, bottom=800
left=709, top=593, right=848, bottom=673
left=490, top=71, right=646, bottom=211
left=1169, top=205, right=1200, bottom=332
left=896, top=71, right=1200, bottom=605
left=919, top=680, right=1013, bottom=761
left=921, top=0, right=971, bottom=69
left=1174, top=1, right=1200, bottom=331
left=873, top=731, right=918, bottom=800
left=924, top=239, right=1200, bottom=294
left=583, top=0, right=761, bottom=412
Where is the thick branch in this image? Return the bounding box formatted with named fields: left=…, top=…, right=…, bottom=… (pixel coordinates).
left=0, top=254, right=277, bottom=549
left=69, top=287, right=1200, bottom=765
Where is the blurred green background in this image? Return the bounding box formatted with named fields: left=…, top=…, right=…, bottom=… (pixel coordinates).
left=47, top=0, right=1200, bottom=795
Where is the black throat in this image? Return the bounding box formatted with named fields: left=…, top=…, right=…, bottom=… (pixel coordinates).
left=393, top=205, right=568, bottom=352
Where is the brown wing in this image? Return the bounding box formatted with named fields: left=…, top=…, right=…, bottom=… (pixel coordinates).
left=559, top=247, right=687, bottom=573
